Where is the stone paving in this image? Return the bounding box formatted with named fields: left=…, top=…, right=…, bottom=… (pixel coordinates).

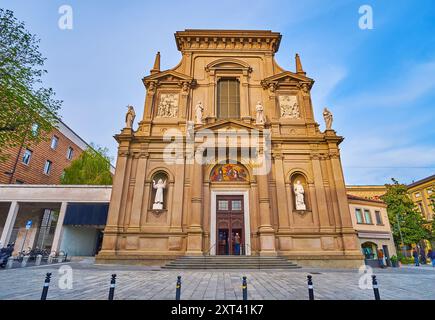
left=0, top=260, right=434, bottom=300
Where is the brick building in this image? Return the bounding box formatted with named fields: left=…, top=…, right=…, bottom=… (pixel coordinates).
left=0, top=120, right=90, bottom=185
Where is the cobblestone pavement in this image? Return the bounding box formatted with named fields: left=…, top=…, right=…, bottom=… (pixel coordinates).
left=0, top=260, right=434, bottom=300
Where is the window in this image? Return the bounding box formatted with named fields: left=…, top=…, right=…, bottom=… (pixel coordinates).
left=217, top=79, right=240, bottom=119
left=218, top=200, right=228, bottom=211
left=232, top=200, right=242, bottom=210
left=66, top=147, right=74, bottom=160
left=51, top=136, right=59, bottom=150
left=43, top=160, right=52, bottom=175
left=34, top=209, right=58, bottom=250
left=15, top=180, right=24, bottom=184
left=22, top=149, right=32, bottom=165
left=31, top=123, right=39, bottom=136
left=375, top=210, right=383, bottom=225
left=427, top=189, right=433, bottom=195
left=364, top=209, right=372, bottom=224
left=355, top=209, right=363, bottom=224
left=415, top=192, right=421, bottom=198
left=417, top=202, right=425, bottom=214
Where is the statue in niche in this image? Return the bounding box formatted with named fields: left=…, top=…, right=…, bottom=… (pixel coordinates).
left=195, top=101, right=204, bottom=124
left=255, top=101, right=265, bottom=125
left=323, top=107, right=333, bottom=130
left=279, top=95, right=300, bottom=119
left=157, top=93, right=179, bottom=118
left=152, top=178, right=167, bottom=210
left=293, top=180, right=306, bottom=211
left=125, top=105, right=136, bottom=129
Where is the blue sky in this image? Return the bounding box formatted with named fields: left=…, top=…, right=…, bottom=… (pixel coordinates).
left=2, top=0, right=435, bottom=185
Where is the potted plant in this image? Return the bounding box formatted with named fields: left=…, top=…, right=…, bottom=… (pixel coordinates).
left=390, top=255, right=399, bottom=267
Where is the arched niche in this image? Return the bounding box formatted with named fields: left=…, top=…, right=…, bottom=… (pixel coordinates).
left=290, top=172, right=311, bottom=212
left=149, top=170, right=169, bottom=210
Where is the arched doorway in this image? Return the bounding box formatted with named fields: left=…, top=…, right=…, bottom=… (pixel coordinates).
left=361, top=241, right=378, bottom=260
left=209, top=163, right=251, bottom=256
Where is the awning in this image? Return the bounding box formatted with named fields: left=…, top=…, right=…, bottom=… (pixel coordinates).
left=64, top=203, right=109, bottom=226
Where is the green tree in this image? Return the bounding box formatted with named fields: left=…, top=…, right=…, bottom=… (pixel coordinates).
left=381, top=178, right=431, bottom=247
left=61, top=144, right=113, bottom=185
left=0, top=9, right=61, bottom=157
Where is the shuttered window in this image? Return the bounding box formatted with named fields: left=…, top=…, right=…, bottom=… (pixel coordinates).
left=217, top=79, right=240, bottom=119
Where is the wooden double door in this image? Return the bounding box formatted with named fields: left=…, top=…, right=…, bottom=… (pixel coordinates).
left=216, top=195, right=245, bottom=255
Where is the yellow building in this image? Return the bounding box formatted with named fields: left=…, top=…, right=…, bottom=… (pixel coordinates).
left=346, top=185, right=387, bottom=201
left=408, top=174, right=435, bottom=221
left=97, top=29, right=365, bottom=268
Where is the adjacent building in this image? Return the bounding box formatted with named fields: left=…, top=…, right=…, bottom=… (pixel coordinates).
left=408, top=174, right=434, bottom=221
left=0, top=120, right=90, bottom=185
left=347, top=194, right=396, bottom=267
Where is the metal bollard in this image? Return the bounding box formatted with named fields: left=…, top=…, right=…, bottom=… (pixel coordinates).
left=6, top=257, right=14, bottom=269
left=21, top=256, right=29, bottom=268
left=372, top=275, right=381, bottom=300
left=175, top=276, right=181, bottom=300
left=35, top=254, right=42, bottom=266
left=108, top=274, right=116, bottom=300
left=242, top=276, right=248, bottom=300
left=40, top=273, right=52, bottom=300
left=307, top=275, right=314, bottom=300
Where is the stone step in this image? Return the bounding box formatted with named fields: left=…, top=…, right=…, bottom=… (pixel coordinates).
left=162, top=255, right=300, bottom=269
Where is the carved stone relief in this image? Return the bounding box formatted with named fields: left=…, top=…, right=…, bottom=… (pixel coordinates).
left=156, top=93, right=179, bottom=118
left=278, top=95, right=300, bottom=119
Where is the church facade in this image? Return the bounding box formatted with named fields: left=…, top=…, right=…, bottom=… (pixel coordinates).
left=96, top=30, right=364, bottom=267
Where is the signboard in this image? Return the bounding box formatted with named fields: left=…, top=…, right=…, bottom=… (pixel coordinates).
left=25, top=220, right=32, bottom=230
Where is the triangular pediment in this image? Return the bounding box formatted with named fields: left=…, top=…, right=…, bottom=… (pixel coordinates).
left=198, top=119, right=262, bottom=132
left=142, top=69, right=193, bottom=83
left=263, top=71, right=314, bottom=83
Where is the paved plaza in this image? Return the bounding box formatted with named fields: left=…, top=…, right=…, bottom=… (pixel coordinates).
left=0, top=259, right=434, bottom=300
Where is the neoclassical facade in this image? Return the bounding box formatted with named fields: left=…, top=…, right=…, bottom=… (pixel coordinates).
left=97, top=30, right=364, bottom=267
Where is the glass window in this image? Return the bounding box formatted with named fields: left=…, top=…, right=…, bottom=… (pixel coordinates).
left=31, top=123, right=39, bottom=136
left=364, top=209, right=372, bottom=224
left=355, top=209, right=363, bottom=224
left=15, top=180, right=24, bottom=184
left=427, top=189, right=433, bottom=195
left=217, top=79, right=240, bottom=119
left=232, top=200, right=242, bottom=210
left=51, top=136, right=59, bottom=150
left=43, top=160, right=52, bottom=175
left=66, top=147, right=74, bottom=160
left=218, top=200, right=228, bottom=211
left=415, top=192, right=421, bottom=198
left=375, top=210, right=383, bottom=225
left=417, top=202, right=425, bottom=214
left=22, top=149, right=32, bottom=165
left=34, top=209, right=58, bottom=250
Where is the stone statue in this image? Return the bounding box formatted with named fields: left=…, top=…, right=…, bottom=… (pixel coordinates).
left=255, top=101, right=265, bottom=125
left=293, top=180, right=306, bottom=210
left=195, top=101, right=204, bottom=124
left=152, top=178, right=167, bottom=210
left=125, top=105, right=136, bottom=129
left=323, top=107, right=333, bottom=130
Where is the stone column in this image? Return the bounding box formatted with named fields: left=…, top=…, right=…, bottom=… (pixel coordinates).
left=273, top=153, right=290, bottom=231
left=240, top=71, right=251, bottom=123
left=50, top=202, right=68, bottom=254
left=311, top=154, right=331, bottom=229
left=256, top=171, right=277, bottom=256
left=186, top=148, right=203, bottom=255
left=170, top=155, right=185, bottom=232
left=129, top=152, right=149, bottom=231
left=100, top=149, right=129, bottom=251
left=0, top=201, right=19, bottom=248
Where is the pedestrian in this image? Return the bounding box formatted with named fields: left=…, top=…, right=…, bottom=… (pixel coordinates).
left=234, top=233, right=241, bottom=255
left=412, top=248, right=420, bottom=266
left=428, top=249, right=435, bottom=268
left=420, top=247, right=427, bottom=265
left=377, top=249, right=385, bottom=268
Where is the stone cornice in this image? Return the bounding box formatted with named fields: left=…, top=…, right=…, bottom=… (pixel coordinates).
left=174, top=29, right=282, bottom=53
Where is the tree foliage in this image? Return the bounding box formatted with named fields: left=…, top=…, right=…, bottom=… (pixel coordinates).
left=60, top=144, right=113, bottom=185
left=0, top=9, right=61, bottom=157
left=381, top=178, right=431, bottom=246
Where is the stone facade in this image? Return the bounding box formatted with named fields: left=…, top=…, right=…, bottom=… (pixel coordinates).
left=97, top=30, right=364, bottom=267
